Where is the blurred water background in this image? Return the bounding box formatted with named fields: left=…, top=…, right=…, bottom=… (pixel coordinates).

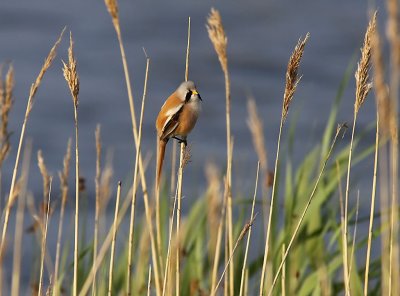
left=0, top=0, right=383, bottom=292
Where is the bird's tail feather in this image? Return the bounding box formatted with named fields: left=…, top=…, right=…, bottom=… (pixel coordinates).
left=156, top=139, right=167, bottom=189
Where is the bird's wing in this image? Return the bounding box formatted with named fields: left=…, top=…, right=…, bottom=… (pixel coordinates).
left=160, top=103, right=184, bottom=140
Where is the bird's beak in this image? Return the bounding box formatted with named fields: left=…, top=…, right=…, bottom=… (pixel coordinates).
left=193, top=89, right=202, bottom=101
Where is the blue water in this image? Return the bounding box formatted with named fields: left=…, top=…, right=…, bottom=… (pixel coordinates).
left=0, top=0, right=383, bottom=293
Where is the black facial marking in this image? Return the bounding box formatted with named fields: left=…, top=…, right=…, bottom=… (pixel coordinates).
left=185, top=90, right=192, bottom=103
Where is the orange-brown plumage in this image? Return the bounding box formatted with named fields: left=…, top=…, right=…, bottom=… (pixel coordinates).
left=155, top=81, right=202, bottom=188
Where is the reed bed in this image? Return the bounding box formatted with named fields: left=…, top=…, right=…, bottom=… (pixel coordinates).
left=0, top=3, right=398, bottom=296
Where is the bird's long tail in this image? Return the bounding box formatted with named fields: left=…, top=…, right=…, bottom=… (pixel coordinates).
left=156, top=139, right=167, bottom=189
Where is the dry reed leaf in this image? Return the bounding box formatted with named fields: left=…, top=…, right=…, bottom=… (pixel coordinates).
left=283, top=33, right=310, bottom=121
left=37, top=150, right=50, bottom=201
left=28, top=28, right=65, bottom=113
left=355, top=13, right=376, bottom=114
left=62, top=32, right=80, bottom=108
left=207, top=8, right=228, bottom=74
left=247, top=98, right=268, bottom=172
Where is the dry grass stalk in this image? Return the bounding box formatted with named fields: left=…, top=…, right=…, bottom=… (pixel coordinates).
left=0, top=29, right=64, bottom=280
left=239, top=162, right=260, bottom=296
left=335, top=160, right=350, bottom=295
left=38, top=177, right=52, bottom=296
left=103, top=0, right=160, bottom=293
left=206, top=5, right=232, bottom=227
left=127, top=56, right=150, bottom=295
left=260, top=33, right=309, bottom=296
left=282, top=33, right=310, bottom=121
left=11, top=140, right=31, bottom=296
left=386, top=2, right=400, bottom=293
left=0, top=64, right=14, bottom=168
left=281, top=244, right=286, bottom=296
left=62, top=32, right=80, bottom=296
left=343, top=15, right=375, bottom=295
left=174, top=17, right=193, bottom=296
left=54, top=139, right=71, bottom=295
left=207, top=14, right=233, bottom=289
left=347, top=192, right=360, bottom=289
left=210, top=178, right=228, bottom=295
left=354, top=13, right=376, bottom=115
left=37, top=150, right=50, bottom=202
left=147, top=265, right=152, bottom=296
left=364, top=111, right=379, bottom=295
left=213, top=214, right=258, bottom=295
left=162, top=175, right=180, bottom=296
left=92, top=125, right=101, bottom=296
left=266, top=124, right=345, bottom=296
left=108, top=181, right=122, bottom=296
left=79, top=159, right=150, bottom=296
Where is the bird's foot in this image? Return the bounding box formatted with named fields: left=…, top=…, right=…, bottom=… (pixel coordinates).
left=173, top=136, right=187, bottom=147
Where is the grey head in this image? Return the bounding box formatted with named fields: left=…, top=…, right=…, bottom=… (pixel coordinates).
left=176, top=80, right=202, bottom=102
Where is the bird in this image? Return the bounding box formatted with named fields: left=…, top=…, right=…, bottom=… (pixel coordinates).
left=156, top=80, right=202, bottom=188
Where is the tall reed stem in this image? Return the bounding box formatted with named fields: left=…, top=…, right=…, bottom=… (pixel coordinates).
left=38, top=178, right=52, bottom=296
left=239, top=162, right=259, bottom=296
left=108, top=181, right=121, bottom=296
left=364, top=111, right=379, bottom=295
left=127, top=55, right=150, bottom=295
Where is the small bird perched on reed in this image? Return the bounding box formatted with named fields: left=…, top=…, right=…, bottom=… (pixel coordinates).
left=156, top=81, right=202, bottom=188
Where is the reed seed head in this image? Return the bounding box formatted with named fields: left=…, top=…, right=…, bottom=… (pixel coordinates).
left=355, top=13, right=376, bottom=114
left=58, top=138, right=72, bottom=206
left=283, top=33, right=309, bottom=122
left=207, top=8, right=228, bottom=74
left=0, top=64, right=14, bottom=167
left=29, top=28, right=65, bottom=113
left=63, top=32, right=80, bottom=108
left=247, top=98, right=268, bottom=172
left=104, top=0, right=120, bottom=31
left=38, top=150, right=50, bottom=201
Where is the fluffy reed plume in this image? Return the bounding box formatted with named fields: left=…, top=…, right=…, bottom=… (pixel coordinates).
left=282, top=33, right=310, bottom=121
left=38, top=178, right=52, bottom=296
left=247, top=99, right=268, bottom=172
left=108, top=181, right=122, bottom=296
left=260, top=33, right=309, bottom=296
left=0, top=28, right=64, bottom=281
left=11, top=141, right=32, bottom=296
left=342, top=14, right=375, bottom=295
left=239, top=163, right=260, bottom=296
left=37, top=150, right=50, bottom=202
left=206, top=8, right=228, bottom=74
left=103, top=0, right=160, bottom=293
left=354, top=13, right=376, bottom=115
left=267, top=124, right=345, bottom=296
left=92, top=125, right=101, bottom=296
left=62, top=32, right=80, bottom=296
left=54, top=139, right=71, bottom=295
left=0, top=64, right=14, bottom=167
